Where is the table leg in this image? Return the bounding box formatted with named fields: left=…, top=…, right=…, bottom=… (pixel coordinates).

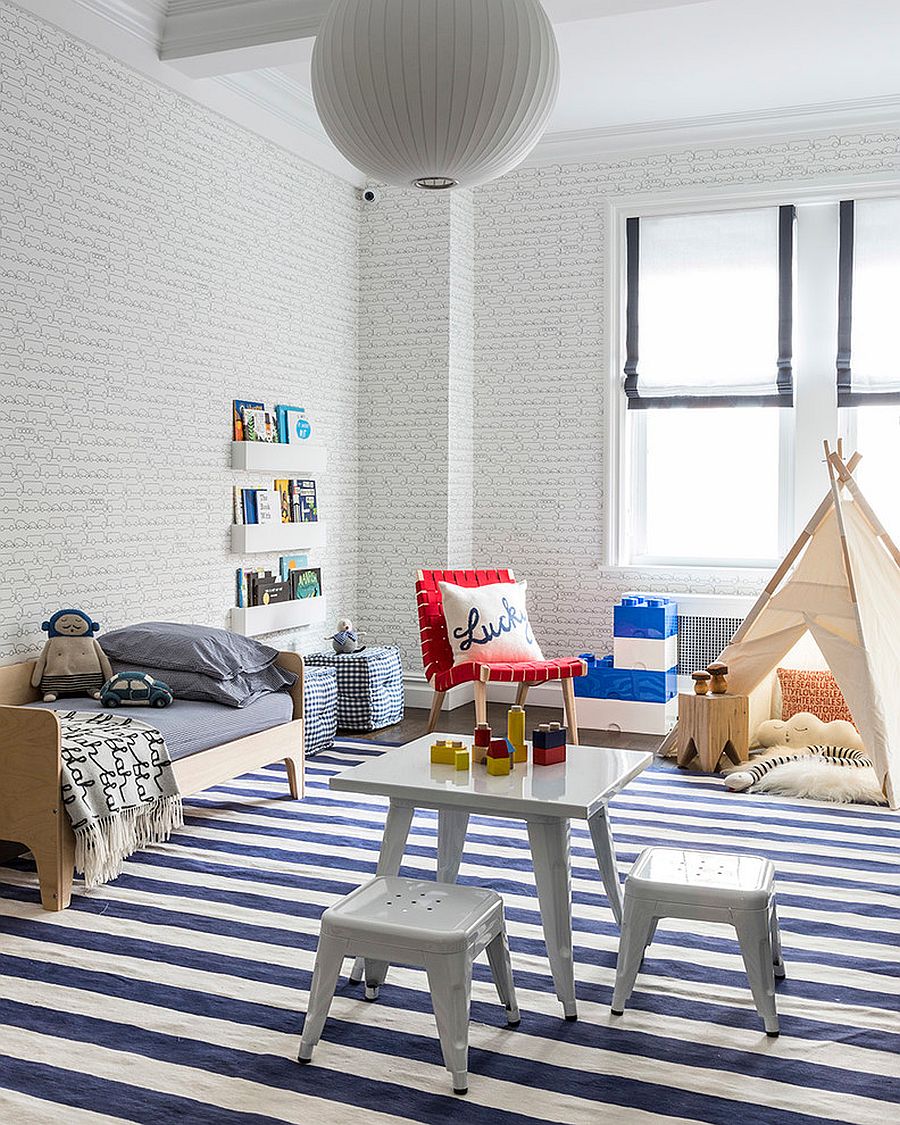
left=436, top=809, right=469, bottom=884
left=587, top=805, right=624, bottom=926
left=349, top=798, right=415, bottom=984
left=526, top=815, right=577, bottom=1020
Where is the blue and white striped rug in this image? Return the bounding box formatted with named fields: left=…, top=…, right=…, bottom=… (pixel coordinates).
left=0, top=740, right=897, bottom=1124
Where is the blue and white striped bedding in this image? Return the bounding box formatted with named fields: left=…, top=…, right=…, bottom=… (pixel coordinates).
left=0, top=743, right=896, bottom=1123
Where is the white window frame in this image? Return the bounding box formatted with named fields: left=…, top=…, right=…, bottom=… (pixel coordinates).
left=605, top=182, right=900, bottom=571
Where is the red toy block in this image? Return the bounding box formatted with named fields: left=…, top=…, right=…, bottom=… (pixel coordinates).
left=533, top=742, right=566, bottom=767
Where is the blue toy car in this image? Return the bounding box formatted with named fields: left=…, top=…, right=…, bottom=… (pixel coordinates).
left=100, top=671, right=173, bottom=708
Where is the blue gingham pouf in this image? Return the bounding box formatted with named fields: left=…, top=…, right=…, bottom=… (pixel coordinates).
left=302, top=665, right=337, bottom=755
left=305, top=646, right=404, bottom=731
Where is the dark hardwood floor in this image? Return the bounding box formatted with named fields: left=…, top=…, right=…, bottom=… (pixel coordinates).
left=345, top=701, right=662, bottom=755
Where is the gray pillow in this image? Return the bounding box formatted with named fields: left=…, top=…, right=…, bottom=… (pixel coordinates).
left=110, top=661, right=296, bottom=708
left=102, top=622, right=280, bottom=681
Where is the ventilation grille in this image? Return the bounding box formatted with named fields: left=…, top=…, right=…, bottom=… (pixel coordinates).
left=677, top=615, right=744, bottom=675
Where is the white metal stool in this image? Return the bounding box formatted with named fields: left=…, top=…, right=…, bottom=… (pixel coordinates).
left=611, top=847, right=785, bottom=1035
left=298, top=876, right=520, bottom=1094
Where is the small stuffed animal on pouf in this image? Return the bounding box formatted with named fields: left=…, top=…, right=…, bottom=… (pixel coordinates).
left=31, top=609, right=113, bottom=701
left=327, top=618, right=366, bottom=654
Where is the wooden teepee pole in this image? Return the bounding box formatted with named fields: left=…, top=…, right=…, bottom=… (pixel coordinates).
left=828, top=450, right=900, bottom=569
left=726, top=480, right=849, bottom=651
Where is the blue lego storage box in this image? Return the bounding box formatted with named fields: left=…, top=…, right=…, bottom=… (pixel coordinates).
left=613, top=596, right=677, bottom=640
left=575, top=654, right=677, bottom=703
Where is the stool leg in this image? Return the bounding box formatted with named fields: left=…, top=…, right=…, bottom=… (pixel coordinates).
left=426, top=953, right=471, bottom=1095
left=733, top=908, right=779, bottom=1036
left=770, top=903, right=786, bottom=979
left=299, top=938, right=345, bottom=1062
left=364, top=958, right=390, bottom=1001
left=611, top=896, right=657, bottom=1015
left=485, top=922, right=520, bottom=1026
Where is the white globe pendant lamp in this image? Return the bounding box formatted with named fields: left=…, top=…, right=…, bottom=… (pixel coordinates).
left=311, top=0, right=560, bottom=190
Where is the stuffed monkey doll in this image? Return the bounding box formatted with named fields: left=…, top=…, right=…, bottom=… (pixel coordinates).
left=30, top=609, right=113, bottom=701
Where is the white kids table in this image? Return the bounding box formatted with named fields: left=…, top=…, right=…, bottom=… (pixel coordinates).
left=329, top=733, right=652, bottom=1020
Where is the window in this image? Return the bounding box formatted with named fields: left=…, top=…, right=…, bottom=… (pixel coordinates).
left=616, top=196, right=900, bottom=568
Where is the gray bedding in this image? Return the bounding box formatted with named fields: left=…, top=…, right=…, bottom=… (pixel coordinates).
left=26, top=693, right=295, bottom=762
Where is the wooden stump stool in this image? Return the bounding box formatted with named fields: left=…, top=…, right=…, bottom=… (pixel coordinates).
left=677, top=692, right=749, bottom=773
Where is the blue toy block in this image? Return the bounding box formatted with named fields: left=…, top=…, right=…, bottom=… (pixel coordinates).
left=613, top=596, right=677, bottom=640
left=533, top=725, right=566, bottom=750
left=574, top=653, right=677, bottom=703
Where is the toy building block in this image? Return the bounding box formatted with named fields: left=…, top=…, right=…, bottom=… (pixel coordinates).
left=532, top=723, right=567, bottom=765
left=507, top=705, right=527, bottom=762
left=431, top=738, right=466, bottom=765
left=454, top=748, right=470, bottom=771
left=533, top=723, right=567, bottom=766
left=473, top=723, right=492, bottom=765
left=613, top=596, right=677, bottom=640
left=486, top=738, right=512, bottom=776
left=532, top=722, right=566, bottom=750
left=575, top=654, right=676, bottom=703
left=613, top=633, right=678, bottom=673
left=576, top=696, right=678, bottom=736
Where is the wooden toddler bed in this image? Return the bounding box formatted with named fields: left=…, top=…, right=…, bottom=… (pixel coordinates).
left=0, top=651, right=304, bottom=911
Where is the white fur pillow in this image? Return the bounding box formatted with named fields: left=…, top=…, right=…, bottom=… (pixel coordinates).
left=439, top=580, right=545, bottom=666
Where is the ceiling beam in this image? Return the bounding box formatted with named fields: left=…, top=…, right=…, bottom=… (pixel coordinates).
left=160, top=0, right=332, bottom=78
left=159, top=0, right=716, bottom=79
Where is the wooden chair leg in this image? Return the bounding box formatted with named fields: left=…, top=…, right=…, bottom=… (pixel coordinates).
left=515, top=683, right=530, bottom=707
left=30, top=818, right=75, bottom=912
left=427, top=690, right=446, bottom=733
left=561, top=679, right=579, bottom=745
left=284, top=755, right=304, bottom=800
left=474, top=680, right=488, bottom=726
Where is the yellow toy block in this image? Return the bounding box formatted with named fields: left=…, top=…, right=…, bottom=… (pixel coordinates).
left=454, top=748, right=470, bottom=771
left=431, top=739, right=466, bottom=765
left=486, top=753, right=511, bottom=776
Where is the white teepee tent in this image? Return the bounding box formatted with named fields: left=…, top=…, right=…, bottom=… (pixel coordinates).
left=666, top=445, right=900, bottom=808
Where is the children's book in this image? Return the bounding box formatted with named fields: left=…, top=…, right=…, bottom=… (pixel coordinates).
left=233, top=399, right=264, bottom=441
left=276, top=404, right=312, bottom=444
left=291, top=567, right=322, bottom=600
left=255, top=489, right=281, bottom=526
left=294, top=479, right=317, bottom=521
left=233, top=486, right=244, bottom=525
left=279, top=554, right=309, bottom=582
left=241, top=488, right=258, bottom=524
left=242, top=408, right=276, bottom=442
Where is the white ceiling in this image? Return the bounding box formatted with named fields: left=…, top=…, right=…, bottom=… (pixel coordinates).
left=19, top=0, right=900, bottom=183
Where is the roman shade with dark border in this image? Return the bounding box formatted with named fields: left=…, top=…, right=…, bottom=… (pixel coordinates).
left=837, top=198, right=900, bottom=407
left=624, top=204, right=795, bottom=409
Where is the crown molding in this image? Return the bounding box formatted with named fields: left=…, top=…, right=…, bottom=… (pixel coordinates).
left=529, top=94, right=900, bottom=166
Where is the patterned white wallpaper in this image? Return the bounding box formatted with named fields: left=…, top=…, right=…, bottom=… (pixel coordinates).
left=0, top=1, right=359, bottom=664
left=360, top=129, right=900, bottom=673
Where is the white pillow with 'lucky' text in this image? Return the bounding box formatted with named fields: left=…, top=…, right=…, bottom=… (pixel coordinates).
left=439, top=580, right=545, bottom=665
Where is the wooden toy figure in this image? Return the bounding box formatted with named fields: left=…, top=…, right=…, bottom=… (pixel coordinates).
left=707, top=662, right=729, bottom=694
left=692, top=670, right=711, bottom=695
left=473, top=723, right=492, bottom=765
left=507, top=705, right=527, bottom=762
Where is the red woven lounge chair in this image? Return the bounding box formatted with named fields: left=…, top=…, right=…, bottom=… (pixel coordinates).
left=416, top=569, right=588, bottom=743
